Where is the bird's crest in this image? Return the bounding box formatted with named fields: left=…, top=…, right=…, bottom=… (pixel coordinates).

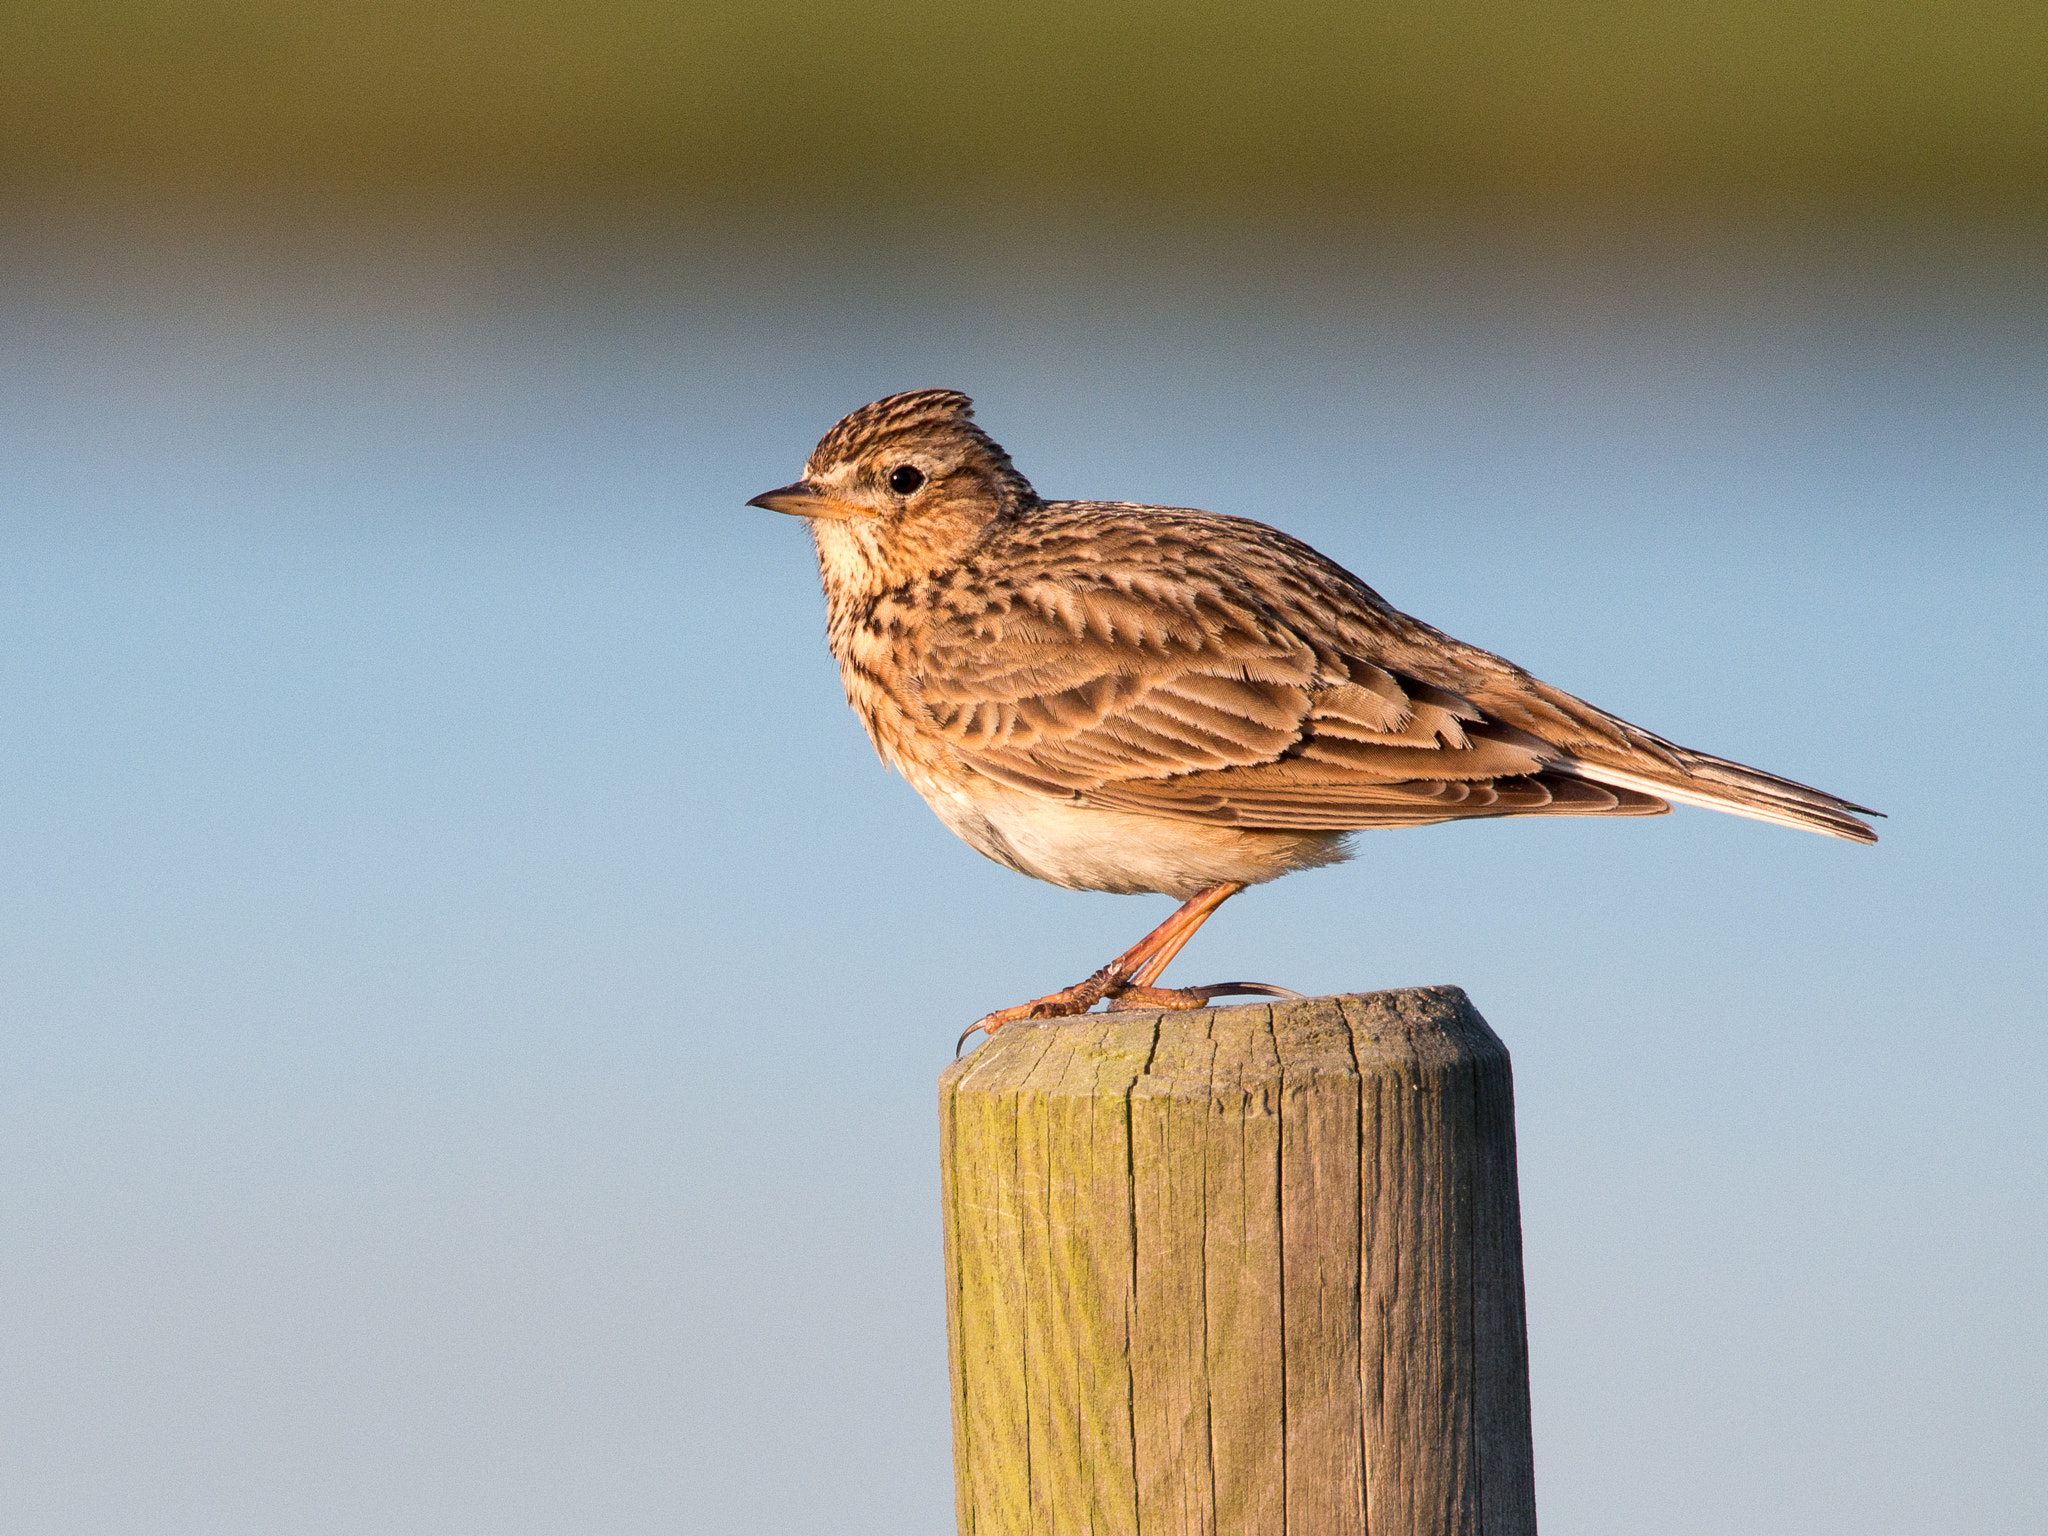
left=805, top=389, right=1036, bottom=505
left=808, top=388, right=977, bottom=473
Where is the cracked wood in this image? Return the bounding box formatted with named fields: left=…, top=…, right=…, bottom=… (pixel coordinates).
left=939, top=986, right=1538, bottom=1536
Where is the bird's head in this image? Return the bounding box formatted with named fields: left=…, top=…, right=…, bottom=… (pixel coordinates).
left=747, top=389, right=1037, bottom=533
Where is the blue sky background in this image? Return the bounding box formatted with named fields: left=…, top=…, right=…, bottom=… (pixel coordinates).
left=3, top=211, right=2044, bottom=1533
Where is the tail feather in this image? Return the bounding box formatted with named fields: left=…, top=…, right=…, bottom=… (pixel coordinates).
left=1564, top=748, right=1880, bottom=844
left=1472, top=672, right=1882, bottom=844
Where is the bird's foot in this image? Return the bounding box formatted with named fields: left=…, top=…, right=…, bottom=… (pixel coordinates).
left=1104, top=981, right=1306, bottom=1011
left=958, top=973, right=1306, bottom=1053
left=958, top=966, right=1123, bottom=1052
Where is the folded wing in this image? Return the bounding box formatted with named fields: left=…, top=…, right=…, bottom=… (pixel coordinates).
left=910, top=506, right=1877, bottom=843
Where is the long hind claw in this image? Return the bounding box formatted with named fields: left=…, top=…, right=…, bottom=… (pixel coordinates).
left=957, top=977, right=1308, bottom=1052
left=1104, top=980, right=1306, bottom=1011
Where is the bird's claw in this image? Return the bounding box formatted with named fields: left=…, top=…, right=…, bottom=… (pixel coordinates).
left=957, top=976, right=1306, bottom=1054
left=1103, top=980, right=1306, bottom=1011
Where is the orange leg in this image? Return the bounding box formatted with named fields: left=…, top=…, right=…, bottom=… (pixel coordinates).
left=1126, top=882, right=1242, bottom=986
left=960, top=882, right=1302, bottom=1050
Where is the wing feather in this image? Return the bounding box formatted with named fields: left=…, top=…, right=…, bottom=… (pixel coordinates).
left=900, top=503, right=1876, bottom=843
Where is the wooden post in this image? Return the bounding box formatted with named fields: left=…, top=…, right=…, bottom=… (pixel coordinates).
left=938, top=986, right=1537, bottom=1536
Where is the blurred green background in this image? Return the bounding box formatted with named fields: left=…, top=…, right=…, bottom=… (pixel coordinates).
left=4, top=7, right=2046, bottom=1536
left=5, top=0, right=2044, bottom=210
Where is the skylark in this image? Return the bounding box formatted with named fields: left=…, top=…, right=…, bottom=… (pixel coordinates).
left=749, top=389, right=1878, bottom=1041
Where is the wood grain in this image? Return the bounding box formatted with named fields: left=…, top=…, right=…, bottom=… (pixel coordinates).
left=939, top=986, right=1537, bottom=1535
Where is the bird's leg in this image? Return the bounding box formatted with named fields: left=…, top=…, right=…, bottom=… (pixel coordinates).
left=1124, top=886, right=1240, bottom=988
left=963, top=884, right=1243, bottom=1039
left=963, top=882, right=1301, bottom=1049
left=1104, top=884, right=1307, bottom=1011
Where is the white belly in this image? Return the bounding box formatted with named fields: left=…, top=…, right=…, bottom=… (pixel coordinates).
left=908, top=773, right=1350, bottom=899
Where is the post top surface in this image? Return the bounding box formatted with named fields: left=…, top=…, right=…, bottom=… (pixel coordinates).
left=941, top=985, right=1505, bottom=1100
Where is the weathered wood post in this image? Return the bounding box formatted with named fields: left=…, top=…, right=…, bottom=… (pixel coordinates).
left=938, top=986, right=1537, bottom=1535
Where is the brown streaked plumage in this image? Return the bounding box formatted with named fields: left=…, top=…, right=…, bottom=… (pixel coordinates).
left=748, top=388, right=1879, bottom=1042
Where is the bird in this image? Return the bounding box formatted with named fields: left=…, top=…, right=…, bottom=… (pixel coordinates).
left=747, top=388, right=1878, bottom=1044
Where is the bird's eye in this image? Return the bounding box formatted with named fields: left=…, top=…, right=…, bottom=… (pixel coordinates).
left=888, top=464, right=925, bottom=495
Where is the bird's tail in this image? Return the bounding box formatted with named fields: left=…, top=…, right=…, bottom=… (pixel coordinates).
left=1563, top=746, right=1880, bottom=844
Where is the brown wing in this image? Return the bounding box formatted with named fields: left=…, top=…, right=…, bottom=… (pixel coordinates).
left=908, top=509, right=1662, bottom=830
left=907, top=503, right=1876, bottom=842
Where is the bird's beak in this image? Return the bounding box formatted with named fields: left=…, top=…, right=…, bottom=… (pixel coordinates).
left=745, top=480, right=862, bottom=520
